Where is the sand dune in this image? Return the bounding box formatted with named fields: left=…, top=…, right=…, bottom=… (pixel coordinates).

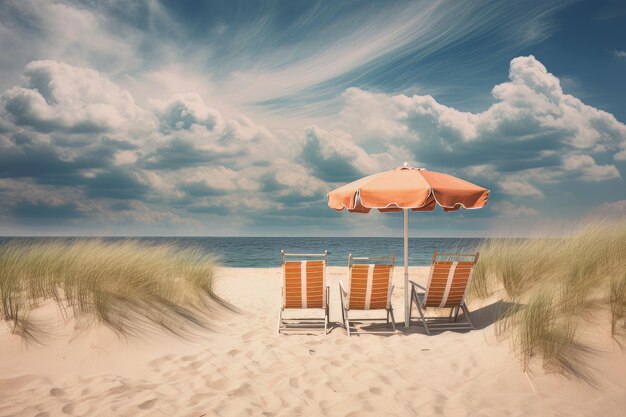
left=1, top=267, right=625, bottom=416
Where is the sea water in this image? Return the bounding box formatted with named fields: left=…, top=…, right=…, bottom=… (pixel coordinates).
left=0, top=237, right=484, bottom=267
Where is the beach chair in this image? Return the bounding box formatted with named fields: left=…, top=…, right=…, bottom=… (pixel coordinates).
left=278, top=250, right=329, bottom=335
left=339, top=255, right=396, bottom=336
left=409, top=251, right=479, bottom=334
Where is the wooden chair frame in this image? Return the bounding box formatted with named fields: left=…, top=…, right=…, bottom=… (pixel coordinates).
left=409, top=251, right=479, bottom=335
left=278, top=250, right=329, bottom=335
left=339, top=255, right=396, bottom=336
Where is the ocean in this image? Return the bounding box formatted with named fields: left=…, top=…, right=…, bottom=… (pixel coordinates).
left=0, top=237, right=485, bottom=267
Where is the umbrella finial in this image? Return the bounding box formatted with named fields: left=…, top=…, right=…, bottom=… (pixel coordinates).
left=403, top=161, right=408, bottom=168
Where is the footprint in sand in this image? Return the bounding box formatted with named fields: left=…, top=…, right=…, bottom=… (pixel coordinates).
left=138, top=398, right=157, bottom=410
left=190, top=392, right=213, bottom=405
left=378, top=375, right=391, bottom=385
left=181, top=355, right=195, bottom=362
left=303, top=389, right=314, bottom=400
left=34, top=413, right=49, bottom=417
left=61, top=402, right=90, bottom=416
left=50, top=387, right=65, bottom=397
left=227, top=349, right=241, bottom=357
left=241, top=330, right=258, bottom=340
left=205, top=377, right=231, bottom=390
left=148, top=355, right=172, bottom=368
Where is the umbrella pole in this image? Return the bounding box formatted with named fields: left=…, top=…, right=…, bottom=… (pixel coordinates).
left=404, top=209, right=409, bottom=327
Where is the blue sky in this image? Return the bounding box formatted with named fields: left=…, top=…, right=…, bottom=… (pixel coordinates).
left=0, top=0, right=625, bottom=236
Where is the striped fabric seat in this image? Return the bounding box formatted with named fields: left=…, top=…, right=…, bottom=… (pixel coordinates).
left=409, top=252, right=479, bottom=334
left=339, top=255, right=396, bottom=336
left=346, top=264, right=393, bottom=310
left=283, top=260, right=326, bottom=309
left=278, top=251, right=329, bottom=334
left=423, top=261, right=474, bottom=308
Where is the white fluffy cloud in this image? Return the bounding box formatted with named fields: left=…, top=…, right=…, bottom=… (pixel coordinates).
left=498, top=179, right=544, bottom=199
left=1, top=60, right=153, bottom=135
left=332, top=55, right=626, bottom=201
left=562, top=154, right=620, bottom=181
left=0, top=55, right=625, bottom=233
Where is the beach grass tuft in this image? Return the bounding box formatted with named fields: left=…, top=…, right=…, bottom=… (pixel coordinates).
left=0, top=239, right=223, bottom=341
left=472, top=219, right=626, bottom=375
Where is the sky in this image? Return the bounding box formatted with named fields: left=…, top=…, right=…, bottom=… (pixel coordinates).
left=0, top=0, right=625, bottom=237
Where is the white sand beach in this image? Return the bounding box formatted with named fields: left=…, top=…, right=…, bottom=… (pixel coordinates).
left=1, top=266, right=626, bottom=417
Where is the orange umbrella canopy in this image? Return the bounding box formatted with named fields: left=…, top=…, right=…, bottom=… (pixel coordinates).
left=327, top=165, right=490, bottom=213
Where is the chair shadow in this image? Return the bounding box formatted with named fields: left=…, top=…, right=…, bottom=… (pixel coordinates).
left=346, top=300, right=519, bottom=337
left=469, top=300, right=520, bottom=330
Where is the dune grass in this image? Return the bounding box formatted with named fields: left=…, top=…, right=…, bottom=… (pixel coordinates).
left=0, top=239, right=224, bottom=341
left=471, top=219, right=626, bottom=376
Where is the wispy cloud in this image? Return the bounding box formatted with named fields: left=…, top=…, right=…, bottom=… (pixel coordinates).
left=608, top=49, right=626, bottom=59
left=0, top=0, right=575, bottom=123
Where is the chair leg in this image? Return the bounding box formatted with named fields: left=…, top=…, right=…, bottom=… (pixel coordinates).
left=461, top=303, right=474, bottom=329
left=413, top=292, right=430, bottom=335
left=340, top=298, right=346, bottom=326
left=277, top=307, right=283, bottom=335
left=324, top=287, right=330, bottom=334
left=454, top=307, right=460, bottom=322
left=389, top=307, right=396, bottom=331
left=449, top=308, right=455, bottom=322
left=340, top=290, right=350, bottom=336
left=324, top=311, right=329, bottom=334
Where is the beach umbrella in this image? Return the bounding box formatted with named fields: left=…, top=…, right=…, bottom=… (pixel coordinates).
left=327, top=163, right=490, bottom=327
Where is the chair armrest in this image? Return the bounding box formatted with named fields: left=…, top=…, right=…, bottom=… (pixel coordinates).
left=409, top=280, right=427, bottom=292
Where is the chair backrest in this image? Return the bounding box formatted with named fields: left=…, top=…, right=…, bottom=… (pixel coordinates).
left=281, top=250, right=327, bottom=309
left=423, top=251, right=479, bottom=308
left=346, top=255, right=395, bottom=310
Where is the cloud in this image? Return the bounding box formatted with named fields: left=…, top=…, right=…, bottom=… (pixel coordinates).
left=0, top=55, right=624, bottom=234
left=336, top=55, right=626, bottom=185
left=154, top=93, right=224, bottom=134
left=301, top=126, right=395, bottom=182
left=492, top=201, right=540, bottom=217
left=10, top=199, right=85, bottom=224
left=608, top=49, right=626, bottom=59
left=84, top=169, right=150, bottom=200
left=498, top=179, right=544, bottom=198
left=593, top=200, right=626, bottom=219
left=561, top=154, right=620, bottom=181
left=1, top=60, right=152, bottom=134
left=215, top=0, right=573, bottom=114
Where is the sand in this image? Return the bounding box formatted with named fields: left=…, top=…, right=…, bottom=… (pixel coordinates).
left=1, top=266, right=626, bottom=416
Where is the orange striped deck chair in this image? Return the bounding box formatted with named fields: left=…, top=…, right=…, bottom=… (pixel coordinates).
left=339, top=255, right=396, bottom=336
left=278, top=250, right=329, bottom=334
left=409, top=251, right=479, bottom=334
